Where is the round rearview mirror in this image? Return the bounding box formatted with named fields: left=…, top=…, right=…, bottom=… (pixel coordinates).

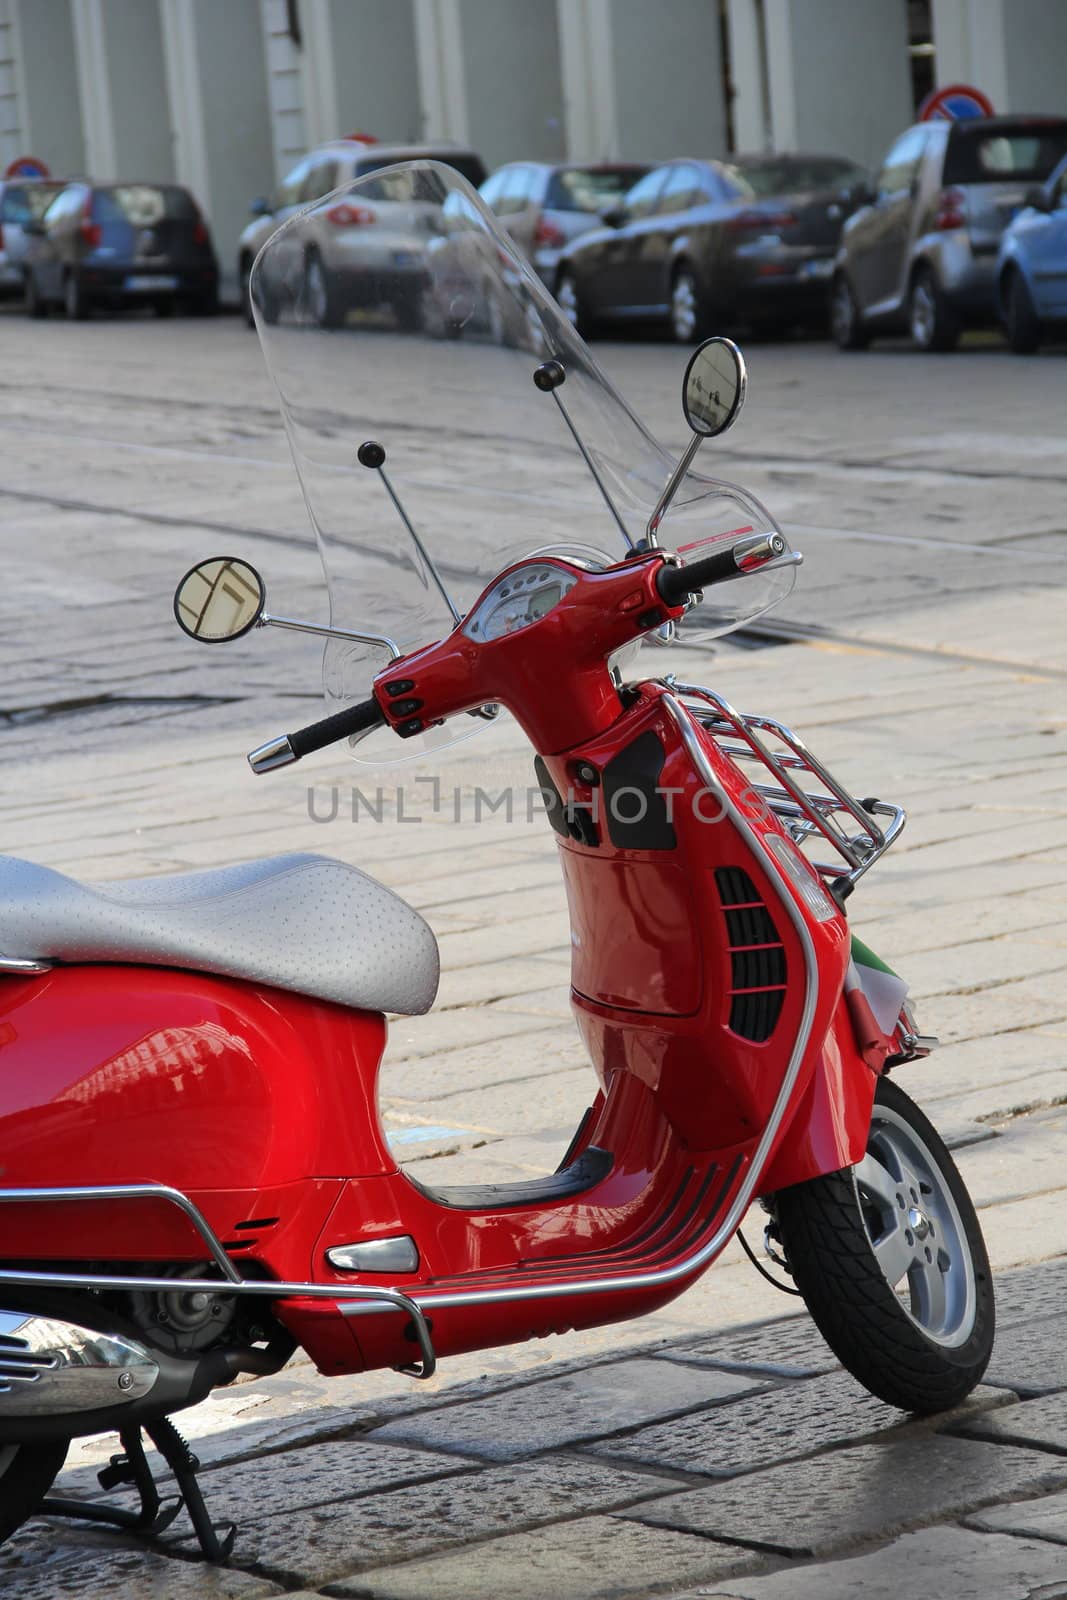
left=174, top=556, right=265, bottom=643
left=682, top=336, right=747, bottom=438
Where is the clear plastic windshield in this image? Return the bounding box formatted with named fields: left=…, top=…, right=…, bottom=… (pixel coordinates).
left=250, top=161, right=795, bottom=757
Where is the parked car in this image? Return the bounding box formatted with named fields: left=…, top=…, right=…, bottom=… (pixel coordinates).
left=478, top=161, right=650, bottom=288
left=238, top=139, right=487, bottom=326
left=553, top=152, right=867, bottom=342
left=0, top=179, right=67, bottom=299
left=831, top=115, right=1067, bottom=352
left=23, top=182, right=218, bottom=318
left=423, top=187, right=542, bottom=348
left=997, top=152, right=1067, bottom=352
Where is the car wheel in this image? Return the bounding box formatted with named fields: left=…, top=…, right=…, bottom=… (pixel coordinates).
left=774, top=1076, right=995, bottom=1414
left=830, top=274, right=869, bottom=350
left=24, top=271, right=47, bottom=320
left=63, top=271, right=90, bottom=321
left=670, top=266, right=706, bottom=344
left=555, top=270, right=590, bottom=339
left=1002, top=267, right=1041, bottom=355
left=909, top=265, right=959, bottom=352
left=304, top=249, right=343, bottom=330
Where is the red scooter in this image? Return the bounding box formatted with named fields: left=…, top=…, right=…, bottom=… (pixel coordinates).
left=0, top=165, right=993, bottom=1560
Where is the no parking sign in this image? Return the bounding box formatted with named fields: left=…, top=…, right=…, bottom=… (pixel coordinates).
left=919, top=84, right=995, bottom=122
left=3, top=155, right=51, bottom=179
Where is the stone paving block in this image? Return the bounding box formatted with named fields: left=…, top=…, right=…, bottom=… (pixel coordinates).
left=372, top=1357, right=770, bottom=1461
left=582, top=1369, right=1002, bottom=1478
left=338, top=1513, right=760, bottom=1600
left=234, top=1452, right=679, bottom=1586
left=623, top=1435, right=1067, bottom=1558
left=653, top=1314, right=838, bottom=1378
left=966, top=1485, right=1067, bottom=1544
left=984, top=1312, right=1067, bottom=1395
left=989, top=1254, right=1067, bottom=1326
left=669, top=1525, right=1067, bottom=1599
left=950, top=1391, right=1067, bottom=1456
left=0, top=1529, right=282, bottom=1600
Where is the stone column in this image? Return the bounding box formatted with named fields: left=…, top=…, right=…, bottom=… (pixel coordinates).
left=4, top=0, right=85, bottom=178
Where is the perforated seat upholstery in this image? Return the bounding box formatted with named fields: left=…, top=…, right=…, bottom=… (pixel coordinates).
left=0, top=853, right=439, bottom=1016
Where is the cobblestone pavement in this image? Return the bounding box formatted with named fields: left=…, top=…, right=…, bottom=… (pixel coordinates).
left=1, top=313, right=1066, bottom=1596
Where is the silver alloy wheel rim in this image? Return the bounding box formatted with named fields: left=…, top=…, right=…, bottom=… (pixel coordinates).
left=831, top=280, right=853, bottom=343
left=672, top=274, right=697, bottom=342
left=306, top=256, right=327, bottom=325
left=556, top=275, right=579, bottom=327
left=910, top=277, right=936, bottom=347
left=853, top=1101, right=977, bottom=1348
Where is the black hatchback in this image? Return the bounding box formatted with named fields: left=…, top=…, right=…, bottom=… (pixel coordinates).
left=23, top=182, right=219, bottom=318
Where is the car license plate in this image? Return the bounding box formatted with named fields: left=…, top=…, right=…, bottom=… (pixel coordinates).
left=392, top=251, right=419, bottom=268
left=124, top=274, right=179, bottom=292
left=803, top=258, right=833, bottom=279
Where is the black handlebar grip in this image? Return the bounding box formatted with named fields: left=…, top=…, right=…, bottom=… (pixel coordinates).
left=286, top=697, right=385, bottom=759
left=656, top=547, right=741, bottom=607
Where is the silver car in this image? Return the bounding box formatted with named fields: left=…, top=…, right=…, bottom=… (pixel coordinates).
left=238, top=140, right=486, bottom=327
left=831, top=115, right=1067, bottom=351
left=478, top=162, right=650, bottom=289
left=0, top=179, right=66, bottom=299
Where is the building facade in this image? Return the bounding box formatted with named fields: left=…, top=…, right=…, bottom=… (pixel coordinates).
left=2, top=0, right=1065, bottom=295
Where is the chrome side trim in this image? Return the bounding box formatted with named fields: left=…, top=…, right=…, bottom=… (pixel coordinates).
left=339, top=691, right=820, bottom=1319
left=0, top=1311, right=158, bottom=1416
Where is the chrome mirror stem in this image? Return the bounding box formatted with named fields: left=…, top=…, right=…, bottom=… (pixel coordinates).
left=645, top=432, right=703, bottom=546
left=258, top=613, right=403, bottom=659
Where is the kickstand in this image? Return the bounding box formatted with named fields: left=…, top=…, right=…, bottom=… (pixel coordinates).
left=40, top=1417, right=236, bottom=1563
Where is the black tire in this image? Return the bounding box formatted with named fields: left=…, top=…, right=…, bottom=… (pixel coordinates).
left=670, top=264, right=708, bottom=344
left=1002, top=267, right=1041, bottom=354
left=392, top=290, right=423, bottom=333
left=63, top=270, right=90, bottom=321
left=830, top=273, right=869, bottom=350
left=773, top=1076, right=994, bottom=1414
left=24, top=271, right=47, bottom=319
left=240, top=256, right=257, bottom=327
left=909, top=264, right=959, bottom=352
left=304, top=248, right=343, bottom=329
left=0, top=1439, right=68, bottom=1544
left=555, top=269, right=591, bottom=339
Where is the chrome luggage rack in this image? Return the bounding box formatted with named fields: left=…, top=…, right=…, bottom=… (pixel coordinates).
left=669, top=679, right=906, bottom=888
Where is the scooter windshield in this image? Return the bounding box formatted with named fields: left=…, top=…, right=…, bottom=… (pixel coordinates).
left=250, top=161, right=795, bottom=756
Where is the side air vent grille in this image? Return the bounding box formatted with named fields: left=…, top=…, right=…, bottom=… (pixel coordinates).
left=715, top=867, right=787, bottom=1043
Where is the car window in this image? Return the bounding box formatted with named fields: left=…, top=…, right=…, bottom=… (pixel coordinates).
left=277, top=158, right=311, bottom=209
left=93, top=186, right=197, bottom=225
left=43, top=186, right=86, bottom=223
left=302, top=156, right=338, bottom=204
left=625, top=168, right=668, bottom=219
left=480, top=170, right=507, bottom=210
left=876, top=128, right=927, bottom=197
left=1, top=183, right=64, bottom=223
left=354, top=151, right=487, bottom=189
left=357, top=166, right=424, bottom=203
left=660, top=164, right=701, bottom=214
left=944, top=121, right=1067, bottom=185
left=496, top=167, right=532, bottom=216
left=543, top=166, right=648, bottom=213
left=725, top=157, right=868, bottom=197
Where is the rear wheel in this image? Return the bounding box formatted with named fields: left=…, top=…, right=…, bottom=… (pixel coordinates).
left=0, top=1439, right=68, bottom=1545
left=304, top=249, right=343, bottom=329
left=773, top=1076, right=994, bottom=1413
left=670, top=266, right=707, bottom=344
left=24, top=271, right=47, bottom=319
left=909, top=265, right=959, bottom=352
left=830, top=273, right=869, bottom=349
left=1002, top=267, right=1041, bottom=354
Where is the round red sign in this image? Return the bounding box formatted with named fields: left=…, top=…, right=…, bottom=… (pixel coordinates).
left=919, top=84, right=994, bottom=122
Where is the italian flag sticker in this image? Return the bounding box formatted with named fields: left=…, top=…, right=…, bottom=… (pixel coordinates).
left=846, top=938, right=910, bottom=1071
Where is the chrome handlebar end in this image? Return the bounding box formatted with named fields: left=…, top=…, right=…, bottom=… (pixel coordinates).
left=248, top=734, right=297, bottom=774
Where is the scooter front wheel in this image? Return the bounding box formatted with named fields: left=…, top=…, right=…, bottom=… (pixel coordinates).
left=773, top=1076, right=994, bottom=1413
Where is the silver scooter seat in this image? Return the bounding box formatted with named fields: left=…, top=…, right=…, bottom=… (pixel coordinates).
left=0, top=853, right=439, bottom=1015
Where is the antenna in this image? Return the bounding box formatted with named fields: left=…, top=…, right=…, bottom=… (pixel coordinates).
left=357, top=441, right=462, bottom=625
left=532, top=362, right=633, bottom=549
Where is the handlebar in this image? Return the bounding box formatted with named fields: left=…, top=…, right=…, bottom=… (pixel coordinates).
left=656, top=531, right=789, bottom=608
left=248, top=696, right=384, bottom=774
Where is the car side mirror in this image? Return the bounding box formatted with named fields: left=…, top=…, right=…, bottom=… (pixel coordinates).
left=600, top=204, right=629, bottom=229
left=1023, top=184, right=1052, bottom=213
left=249, top=196, right=273, bottom=218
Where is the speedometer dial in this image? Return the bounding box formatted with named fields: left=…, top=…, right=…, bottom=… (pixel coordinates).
left=464, top=564, right=577, bottom=643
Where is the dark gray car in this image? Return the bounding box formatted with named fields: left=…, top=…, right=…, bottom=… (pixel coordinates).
left=831, top=115, right=1067, bottom=352
left=554, top=153, right=866, bottom=343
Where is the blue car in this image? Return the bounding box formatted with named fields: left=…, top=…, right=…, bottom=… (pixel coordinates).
left=998, top=153, right=1067, bottom=351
